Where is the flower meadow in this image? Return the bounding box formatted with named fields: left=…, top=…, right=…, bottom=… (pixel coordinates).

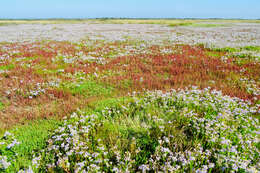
left=0, top=20, right=260, bottom=172
left=1, top=87, right=259, bottom=172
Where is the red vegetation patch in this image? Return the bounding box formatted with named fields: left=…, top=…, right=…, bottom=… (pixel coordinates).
left=101, top=45, right=259, bottom=101
left=0, top=41, right=259, bottom=129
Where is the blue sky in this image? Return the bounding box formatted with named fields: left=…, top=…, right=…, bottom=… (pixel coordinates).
left=0, top=0, right=260, bottom=19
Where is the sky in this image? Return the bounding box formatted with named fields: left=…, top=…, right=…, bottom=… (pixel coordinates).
left=0, top=0, right=260, bottom=19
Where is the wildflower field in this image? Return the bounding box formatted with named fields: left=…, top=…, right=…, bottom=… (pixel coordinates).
left=0, top=20, right=259, bottom=172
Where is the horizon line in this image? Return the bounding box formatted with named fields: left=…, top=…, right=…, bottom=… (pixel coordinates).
left=0, top=17, right=260, bottom=20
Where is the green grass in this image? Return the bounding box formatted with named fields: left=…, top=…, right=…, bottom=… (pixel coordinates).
left=168, top=22, right=228, bottom=28
left=27, top=88, right=259, bottom=172
left=0, top=97, right=128, bottom=172
left=0, top=19, right=88, bottom=25
left=211, top=47, right=238, bottom=52
left=18, top=57, right=36, bottom=62
left=0, top=26, right=259, bottom=171
left=0, top=119, right=62, bottom=172
left=211, top=46, right=260, bottom=53
left=191, top=23, right=228, bottom=27
left=83, top=96, right=192, bottom=165
left=88, top=97, right=130, bottom=110
left=0, top=64, right=15, bottom=71
left=0, top=102, right=4, bottom=111
left=206, top=51, right=220, bottom=57
left=1, top=19, right=260, bottom=26
left=61, top=80, right=114, bottom=97
left=1, top=87, right=259, bottom=172
left=34, top=68, right=63, bottom=75
left=243, top=46, right=260, bottom=52
left=168, top=22, right=193, bottom=27
left=0, top=23, right=8, bottom=26
left=208, top=46, right=260, bottom=63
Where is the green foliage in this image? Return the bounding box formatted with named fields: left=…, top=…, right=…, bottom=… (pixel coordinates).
left=212, top=47, right=238, bottom=52
left=0, top=102, right=4, bottom=111
left=12, top=88, right=256, bottom=172
left=61, top=80, right=114, bottom=97
left=168, top=22, right=193, bottom=27
left=168, top=23, right=228, bottom=28
left=0, top=119, right=61, bottom=172
left=191, top=23, right=227, bottom=27
left=0, top=64, right=14, bottom=71
left=1, top=88, right=259, bottom=172
left=211, top=46, right=260, bottom=56
left=206, top=51, right=220, bottom=57
left=88, top=97, right=132, bottom=113
left=243, top=46, right=260, bottom=52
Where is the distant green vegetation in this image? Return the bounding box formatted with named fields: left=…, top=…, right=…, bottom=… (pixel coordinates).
left=211, top=47, right=238, bottom=52
left=191, top=23, right=228, bottom=27
left=211, top=46, right=260, bottom=53
left=168, top=22, right=229, bottom=28
left=243, top=46, right=260, bottom=52
left=209, top=46, right=260, bottom=63
left=168, top=22, right=193, bottom=27
left=0, top=19, right=88, bottom=25
left=0, top=23, right=9, bottom=26
left=0, top=19, right=259, bottom=28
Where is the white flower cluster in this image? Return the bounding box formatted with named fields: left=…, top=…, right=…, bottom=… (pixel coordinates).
left=0, top=55, right=10, bottom=63
left=63, top=57, right=77, bottom=64
left=47, top=79, right=62, bottom=87
left=0, top=156, right=11, bottom=170
left=130, top=87, right=259, bottom=172
left=0, top=131, right=20, bottom=171
left=77, top=51, right=107, bottom=65
left=23, top=87, right=259, bottom=172
left=0, top=69, right=8, bottom=74
left=27, top=83, right=46, bottom=99
left=240, top=78, right=260, bottom=96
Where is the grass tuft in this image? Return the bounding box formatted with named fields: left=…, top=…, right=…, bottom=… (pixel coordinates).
left=0, top=119, right=61, bottom=172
